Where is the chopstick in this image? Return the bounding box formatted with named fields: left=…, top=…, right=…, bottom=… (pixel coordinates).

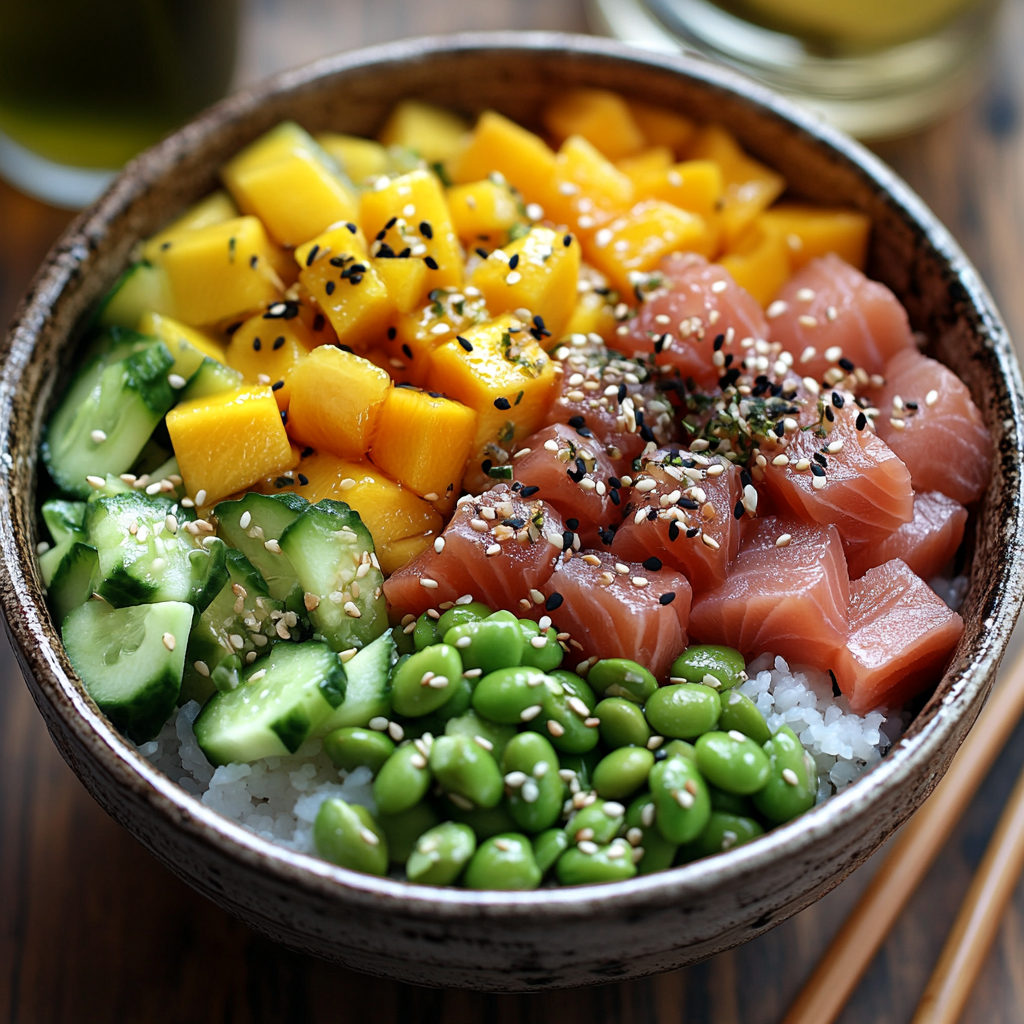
left=782, top=644, right=1024, bottom=1024
left=911, top=757, right=1024, bottom=1024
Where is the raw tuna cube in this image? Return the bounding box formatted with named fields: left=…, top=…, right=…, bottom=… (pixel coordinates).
left=835, top=558, right=964, bottom=714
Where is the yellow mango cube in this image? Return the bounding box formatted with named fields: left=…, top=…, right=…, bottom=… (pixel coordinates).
left=757, top=203, right=870, bottom=271
left=617, top=146, right=674, bottom=187
left=221, top=121, right=359, bottom=248
left=262, top=453, right=443, bottom=575
left=627, top=101, right=697, bottom=156
left=166, top=385, right=295, bottom=505
left=136, top=312, right=227, bottom=381
left=142, top=191, right=239, bottom=262
left=372, top=256, right=429, bottom=314
left=360, top=169, right=462, bottom=290
left=316, top=132, right=389, bottom=183
left=447, top=179, right=522, bottom=247
left=378, top=99, right=471, bottom=165
left=543, top=135, right=635, bottom=237
left=543, top=88, right=646, bottom=161
left=587, top=200, right=711, bottom=295
left=720, top=223, right=792, bottom=307
left=369, top=386, right=477, bottom=502
left=470, top=226, right=581, bottom=341
left=154, top=216, right=282, bottom=326
left=687, top=125, right=785, bottom=246
left=225, top=311, right=317, bottom=409
left=564, top=287, right=617, bottom=342
left=630, top=159, right=724, bottom=224
left=450, top=111, right=557, bottom=207
left=286, top=346, right=392, bottom=459
left=426, top=313, right=559, bottom=483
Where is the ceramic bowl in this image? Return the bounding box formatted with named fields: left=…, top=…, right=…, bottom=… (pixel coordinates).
left=2, top=32, right=1022, bottom=992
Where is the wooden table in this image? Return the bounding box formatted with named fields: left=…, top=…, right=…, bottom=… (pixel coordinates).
left=3, top=2, right=1024, bottom=1020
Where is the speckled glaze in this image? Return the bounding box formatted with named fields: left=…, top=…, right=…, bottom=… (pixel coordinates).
left=1, top=33, right=1022, bottom=992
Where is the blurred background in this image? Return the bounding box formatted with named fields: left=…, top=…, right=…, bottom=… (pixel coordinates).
left=2, top=1, right=1024, bottom=1021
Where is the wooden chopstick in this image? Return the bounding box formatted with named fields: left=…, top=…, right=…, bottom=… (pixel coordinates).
left=910, top=757, right=1024, bottom=1024
left=782, top=645, right=1024, bottom=1024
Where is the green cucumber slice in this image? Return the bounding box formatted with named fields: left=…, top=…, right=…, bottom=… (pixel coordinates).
left=315, top=628, right=396, bottom=734
left=39, top=499, right=87, bottom=586
left=47, top=542, right=99, bottom=625
left=95, top=261, right=175, bottom=329
left=180, top=357, right=243, bottom=401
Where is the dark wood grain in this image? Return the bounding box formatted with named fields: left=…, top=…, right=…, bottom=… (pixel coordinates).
left=3, top=0, right=1024, bottom=1020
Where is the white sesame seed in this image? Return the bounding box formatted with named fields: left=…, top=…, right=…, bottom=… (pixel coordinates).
left=824, top=346, right=843, bottom=362
left=674, top=789, right=695, bottom=809
left=485, top=543, right=502, bottom=556
left=343, top=601, right=361, bottom=618
left=603, top=801, right=625, bottom=817
left=798, top=315, right=818, bottom=328
left=427, top=675, right=449, bottom=689
left=926, top=389, right=939, bottom=406
left=473, top=735, right=494, bottom=752
left=263, top=538, right=281, bottom=554
left=520, top=704, right=543, bottom=721
left=168, top=373, right=187, bottom=389
left=90, top=429, right=107, bottom=444
left=766, top=300, right=788, bottom=319
left=710, top=280, right=728, bottom=293
left=634, top=478, right=657, bottom=493
left=529, top=635, right=548, bottom=649
left=812, top=474, right=827, bottom=490
left=369, top=716, right=389, bottom=731
left=388, top=721, right=405, bottom=742
left=567, top=696, right=591, bottom=717
left=419, top=577, right=439, bottom=589
left=782, top=768, right=800, bottom=786
left=339, top=648, right=357, bottom=663
left=505, top=271, right=522, bottom=285
left=86, top=475, right=106, bottom=489
left=827, top=439, right=844, bottom=454
left=194, top=660, right=210, bottom=677
left=577, top=840, right=599, bottom=855
left=584, top=716, right=601, bottom=728
left=238, top=510, right=251, bottom=529
left=161, top=632, right=176, bottom=651
left=890, top=417, right=906, bottom=430
left=701, top=533, right=720, bottom=550
left=772, top=454, right=790, bottom=467
left=796, top=288, right=816, bottom=302
left=826, top=305, right=839, bottom=321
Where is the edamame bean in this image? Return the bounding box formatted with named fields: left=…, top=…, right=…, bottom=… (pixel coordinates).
left=437, top=601, right=491, bottom=634
left=399, top=713, right=445, bottom=741
left=390, top=644, right=464, bottom=717
left=501, top=732, right=565, bottom=833
left=444, top=618, right=524, bottom=675
left=708, top=784, right=755, bottom=817
left=592, top=747, right=655, bottom=800
left=378, top=802, right=440, bottom=862
left=406, top=822, right=476, bottom=886
left=533, top=681, right=601, bottom=754
left=644, top=683, right=721, bottom=739
left=430, top=734, right=503, bottom=809
left=313, top=798, right=389, bottom=875
left=670, top=645, right=746, bottom=691
left=595, top=697, right=651, bottom=749
left=695, top=731, right=771, bottom=795
left=413, top=612, right=441, bottom=651
left=533, top=828, right=570, bottom=876
left=624, top=793, right=677, bottom=875
left=681, top=811, right=763, bottom=860
left=472, top=666, right=554, bottom=724
left=519, top=621, right=564, bottom=672
left=566, top=798, right=625, bottom=846
left=373, top=742, right=432, bottom=815
left=322, top=727, right=395, bottom=774
left=662, top=739, right=696, bottom=761
left=556, top=838, right=637, bottom=885
left=752, top=725, right=817, bottom=824
left=463, top=833, right=542, bottom=890
left=559, top=749, right=602, bottom=790
left=718, top=689, right=771, bottom=745
left=444, top=710, right=517, bottom=761
left=394, top=623, right=416, bottom=656
left=649, top=754, right=711, bottom=844
left=434, top=677, right=474, bottom=721
left=588, top=658, right=658, bottom=704
left=441, top=797, right=518, bottom=840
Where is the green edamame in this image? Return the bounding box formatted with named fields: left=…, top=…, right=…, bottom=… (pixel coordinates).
left=566, top=798, right=625, bottom=846
left=434, top=676, right=474, bottom=722
left=313, top=798, right=389, bottom=875
left=444, top=710, right=517, bottom=761
left=718, top=689, right=771, bottom=745
left=588, top=658, right=658, bottom=704
left=501, top=732, right=565, bottom=833
left=548, top=670, right=597, bottom=712
left=624, top=793, right=677, bottom=875
left=390, top=644, right=464, bottom=717
left=695, top=731, right=771, bottom=795
left=533, top=828, right=570, bottom=875
left=559, top=749, right=602, bottom=790
left=444, top=617, right=524, bottom=675
left=322, top=727, right=395, bottom=774
left=681, top=811, right=763, bottom=860
left=378, top=801, right=440, bottom=862
left=463, top=833, right=542, bottom=890
left=644, top=683, right=721, bottom=739
left=708, top=784, right=755, bottom=817
left=649, top=754, right=711, bottom=844
left=662, top=739, right=696, bottom=761
left=430, top=733, right=504, bottom=808
left=534, top=680, right=601, bottom=755
left=556, top=838, right=637, bottom=885
left=595, top=697, right=651, bottom=749
left=437, top=601, right=491, bottom=635
left=406, top=822, right=476, bottom=886
left=592, top=747, right=655, bottom=800
left=752, top=725, right=817, bottom=824
left=472, top=666, right=553, bottom=724
left=520, top=622, right=564, bottom=672
left=670, top=645, right=746, bottom=691
left=441, top=797, right=518, bottom=840
left=413, top=612, right=441, bottom=651
left=373, top=741, right=432, bottom=815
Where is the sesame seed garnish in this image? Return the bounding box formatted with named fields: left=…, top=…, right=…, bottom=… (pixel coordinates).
left=86, top=475, right=106, bottom=489
left=890, top=417, right=906, bottom=430
left=530, top=635, right=548, bottom=649
left=168, top=373, right=187, bottom=389
left=264, top=538, right=281, bottom=554
left=711, top=280, right=728, bottom=293
left=368, top=716, right=389, bottom=731
left=926, top=389, right=939, bottom=406
left=798, top=315, right=818, bottom=328
left=782, top=768, right=800, bottom=786
left=194, top=660, right=210, bottom=677
left=161, top=632, right=176, bottom=651
left=195, top=489, right=207, bottom=506
left=388, top=721, right=405, bottom=742
left=701, top=533, right=720, bottom=550
left=520, top=704, right=543, bottom=721
left=90, top=429, right=107, bottom=444
left=766, top=300, right=788, bottom=319
left=419, top=577, right=439, bottom=589
left=485, top=543, right=501, bottom=556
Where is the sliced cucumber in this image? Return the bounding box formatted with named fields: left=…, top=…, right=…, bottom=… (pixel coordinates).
left=315, top=628, right=396, bottom=734
left=47, top=542, right=99, bottom=625
left=187, top=537, right=229, bottom=614
left=181, top=357, right=243, bottom=401
left=95, top=261, right=175, bottom=329
left=279, top=500, right=387, bottom=653
left=181, top=548, right=286, bottom=704
left=214, top=492, right=308, bottom=604
left=194, top=641, right=346, bottom=765
left=39, top=499, right=87, bottom=586
left=42, top=342, right=177, bottom=498
left=63, top=599, right=193, bottom=742
left=84, top=491, right=197, bottom=607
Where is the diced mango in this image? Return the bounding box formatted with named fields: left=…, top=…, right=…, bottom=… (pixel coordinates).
left=372, top=255, right=429, bottom=314
left=295, top=220, right=369, bottom=266
left=142, top=191, right=239, bottom=262
left=543, top=88, right=646, bottom=161
left=450, top=111, right=557, bottom=207
left=136, top=312, right=227, bottom=382
left=370, top=386, right=477, bottom=502
left=626, top=102, right=697, bottom=156
left=629, top=159, right=724, bottom=225
left=757, top=203, right=871, bottom=271
left=447, top=179, right=522, bottom=247
left=166, top=385, right=295, bottom=505
left=286, top=346, right=392, bottom=459
left=154, top=216, right=282, bottom=326
left=221, top=121, right=359, bottom=248
left=360, top=169, right=462, bottom=290
left=316, top=132, right=389, bottom=183
left=378, top=99, right=471, bottom=165
left=262, top=452, right=443, bottom=575
left=471, top=226, right=581, bottom=341
left=720, top=222, right=792, bottom=307
left=225, top=311, right=316, bottom=409
left=426, top=313, right=559, bottom=485
left=587, top=200, right=711, bottom=295
left=687, top=125, right=785, bottom=246
left=565, top=288, right=617, bottom=342
left=617, top=146, right=674, bottom=187
left=543, top=135, right=635, bottom=237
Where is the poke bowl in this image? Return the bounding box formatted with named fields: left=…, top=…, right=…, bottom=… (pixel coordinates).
left=2, top=31, right=1023, bottom=991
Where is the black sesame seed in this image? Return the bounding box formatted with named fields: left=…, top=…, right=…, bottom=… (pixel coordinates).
left=273, top=336, right=285, bottom=350
left=515, top=390, right=524, bottom=406
left=476, top=247, right=489, bottom=259
left=346, top=222, right=357, bottom=234
left=578, top=426, right=593, bottom=438
left=519, top=485, right=539, bottom=497
left=839, top=357, right=855, bottom=371
left=856, top=412, right=867, bottom=430
left=617, top=383, right=627, bottom=403
left=643, top=556, right=663, bottom=571
left=376, top=244, right=395, bottom=258
left=384, top=216, right=397, bottom=230
left=566, top=518, right=580, bottom=531
left=481, top=459, right=492, bottom=475
left=545, top=593, right=564, bottom=611
left=533, top=314, right=546, bottom=330
left=668, top=521, right=680, bottom=541
left=829, top=669, right=841, bottom=698
left=905, top=401, right=918, bottom=410
left=640, top=425, right=655, bottom=442
left=813, top=452, right=828, bottom=467
left=734, top=501, right=745, bottom=519
left=659, top=592, right=676, bottom=606
left=686, top=527, right=700, bottom=538
left=271, top=380, right=284, bottom=391
left=325, top=281, right=335, bottom=295
left=740, top=469, right=753, bottom=488
left=494, top=397, right=512, bottom=410
left=562, top=530, right=575, bottom=549
left=424, top=256, right=439, bottom=270
left=646, top=508, right=658, bottom=521
left=274, top=476, right=291, bottom=489
left=678, top=497, right=699, bottom=510
left=831, top=392, right=845, bottom=409
left=300, top=447, right=314, bottom=459
left=609, top=477, right=622, bottom=489
left=280, top=410, right=288, bottom=426
left=252, top=337, right=262, bottom=351
left=610, top=488, right=620, bottom=505
left=387, top=326, right=397, bottom=340
left=249, top=254, right=259, bottom=269
left=810, top=464, right=826, bottom=477
left=375, top=229, right=387, bottom=241
left=457, top=336, right=473, bottom=352
left=713, top=333, right=725, bottom=352
left=824, top=406, right=835, bottom=422
left=568, top=415, right=585, bottom=429
left=348, top=274, right=363, bottom=285
left=402, top=344, right=413, bottom=359
left=298, top=474, right=309, bottom=486
left=419, top=221, right=433, bottom=239
left=563, top=234, right=572, bottom=246
left=509, top=253, right=520, bottom=270
left=305, top=244, right=320, bottom=267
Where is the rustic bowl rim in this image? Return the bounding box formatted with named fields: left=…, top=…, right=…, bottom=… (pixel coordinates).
left=3, top=29, right=1023, bottom=920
